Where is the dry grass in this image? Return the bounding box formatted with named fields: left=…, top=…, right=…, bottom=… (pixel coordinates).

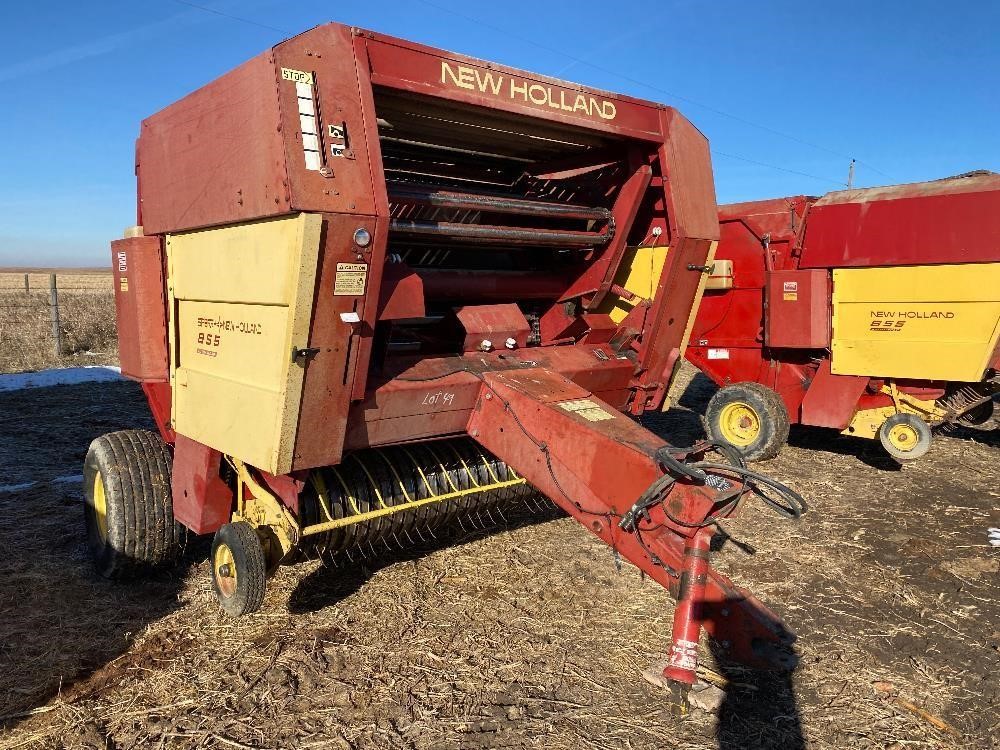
left=0, top=272, right=117, bottom=373
left=0, top=368, right=996, bottom=750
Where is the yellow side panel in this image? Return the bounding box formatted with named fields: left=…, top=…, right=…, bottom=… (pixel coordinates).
left=167, top=214, right=322, bottom=474
left=599, top=245, right=670, bottom=323
left=831, top=263, right=1000, bottom=382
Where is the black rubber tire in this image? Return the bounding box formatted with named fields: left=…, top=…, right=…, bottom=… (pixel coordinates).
left=879, top=413, right=932, bottom=462
left=705, top=382, right=791, bottom=462
left=211, top=522, right=267, bottom=617
left=83, top=429, right=184, bottom=579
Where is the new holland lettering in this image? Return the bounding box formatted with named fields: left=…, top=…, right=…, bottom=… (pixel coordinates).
left=898, top=310, right=955, bottom=319
left=871, top=310, right=956, bottom=319
left=441, top=61, right=617, bottom=121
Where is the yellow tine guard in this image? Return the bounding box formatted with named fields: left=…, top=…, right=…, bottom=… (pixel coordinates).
left=301, top=477, right=526, bottom=536
left=424, top=443, right=460, bottom=493
left=376, top=449, right=413, bottom=503
left=402, top=446, right=434, bottom=495
left=348, top=453, right=388, bottom=509
left=330, top=465, right=362, bottom=516
left=447, top=442, right=482, bottom=488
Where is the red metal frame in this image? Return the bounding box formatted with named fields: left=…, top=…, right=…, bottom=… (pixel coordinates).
left=467, top=369, right=792, bottom=674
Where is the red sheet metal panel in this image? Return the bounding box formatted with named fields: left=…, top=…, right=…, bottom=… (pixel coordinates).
left=456, top=304, right=530, bottom=351
left=799, top=173, right=1000, bottom=268
left=111, top=236, right=168, bottom=381
left=137, top=53, right=291, bottom=235
left=274, top=25, right=380, bottom=218
left=290, top=213, right=380, bottom=471
left=171, top=434, right=232, bottom=534
left=341, top=346, right=638, bottom=451
left=136, top=22, right=689, bottom=236
left=659, top=110, right=719, bottom=244
left=362, top=33, right=664, bottom=140
left=799, top=359, right=868, bottom=429
left=765, top=270, right=830, bottom=348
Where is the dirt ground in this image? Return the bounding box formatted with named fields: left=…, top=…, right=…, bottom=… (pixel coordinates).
left=0, top=364, right=997, bottom=750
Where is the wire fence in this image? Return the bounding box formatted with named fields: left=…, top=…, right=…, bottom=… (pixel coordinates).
left=0, top=273, right=118, bottom=373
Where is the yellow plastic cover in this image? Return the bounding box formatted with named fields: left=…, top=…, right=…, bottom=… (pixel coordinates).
left=831, top=263, right=1000, bottom=382
left=167, top=214, right=322, bottom=474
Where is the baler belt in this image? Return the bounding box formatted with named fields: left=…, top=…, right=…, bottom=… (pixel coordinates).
left=387, top=185, right=612, bottom=222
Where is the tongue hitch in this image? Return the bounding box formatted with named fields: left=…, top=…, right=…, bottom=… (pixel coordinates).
left=467, top=368, right=804, bottom=713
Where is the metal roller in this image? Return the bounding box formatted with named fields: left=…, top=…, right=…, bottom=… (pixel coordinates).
left=298, top=438, right=549, bottom=560
left=388, top=184, right=612, bottom=222
left=388, top=219, right=614, bottom=246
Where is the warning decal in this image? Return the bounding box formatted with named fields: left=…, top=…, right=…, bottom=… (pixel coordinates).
left=281, top=67, right=314, bottom=85
left=334, top=263, right=367, bottom=296
left=559, top=398, right=614, bottom=422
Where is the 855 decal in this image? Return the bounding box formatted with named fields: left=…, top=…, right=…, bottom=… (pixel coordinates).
left=196, top=332, right=221, bottom=357
left=870, top=320, right=905, bottom=332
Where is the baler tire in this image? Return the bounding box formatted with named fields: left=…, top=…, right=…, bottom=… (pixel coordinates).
left=705, top=383, right=790, bottom=462
left=211, top=522, right=267, bottom=617
left=879, top=413, right=932, bottom=462
left=83, top=429, right=183, bottom=579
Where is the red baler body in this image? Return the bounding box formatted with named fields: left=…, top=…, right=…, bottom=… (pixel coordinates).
left=687, top=173, right=1000, bottom=433
left=109, top=22, right=799, bottom=691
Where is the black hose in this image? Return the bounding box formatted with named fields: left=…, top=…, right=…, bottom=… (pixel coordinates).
left=633, top=440, right=807, bottom=529
left=688, top=461, right=808, bottom=520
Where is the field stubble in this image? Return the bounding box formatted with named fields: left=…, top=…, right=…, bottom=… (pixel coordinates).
left=0, top=272, right=117, bottom=373
left=0, top=364, right=996, bottom=749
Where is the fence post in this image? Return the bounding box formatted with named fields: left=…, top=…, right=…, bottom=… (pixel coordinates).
left=49, top=273, right=62, bottom=357
left=24, top=273, right=29, bottom=294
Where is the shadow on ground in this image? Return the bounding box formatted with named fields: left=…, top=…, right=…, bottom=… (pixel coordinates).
left=712, top=640, right=805, bottom=750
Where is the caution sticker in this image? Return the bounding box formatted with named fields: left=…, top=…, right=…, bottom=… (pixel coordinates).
left=559, top=398, right=614, bottom=422
left=334, top=263, right=367, bottom=296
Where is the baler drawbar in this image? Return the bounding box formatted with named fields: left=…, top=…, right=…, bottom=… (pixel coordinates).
left=87, top=21, right=804, bottom=712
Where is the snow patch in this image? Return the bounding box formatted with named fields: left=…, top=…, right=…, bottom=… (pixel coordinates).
left=0, top=366, right=122, bottom=392
left=53, top=474, right=84, bottom=485
left=0, top=475, right=84, bottom=494
left=0, top=482, right=36, bottom=493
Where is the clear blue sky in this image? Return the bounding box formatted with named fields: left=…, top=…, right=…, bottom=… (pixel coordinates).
left=1, top=0, right=996, bottom=266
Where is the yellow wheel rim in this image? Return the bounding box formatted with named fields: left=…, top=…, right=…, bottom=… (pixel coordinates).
left=92, top=470, right=108, bottom=542
left=887, top=423, right=919, bottom=452
left=718, top=402, right=761, bottom=447
left=214, top=543, right=238, bottom=598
